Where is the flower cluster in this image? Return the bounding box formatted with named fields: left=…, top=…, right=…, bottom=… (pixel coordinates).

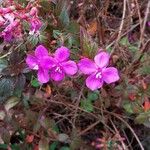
left=0, top=2, right=42, bottom=42
left=26, top=45, right=119, bottom=91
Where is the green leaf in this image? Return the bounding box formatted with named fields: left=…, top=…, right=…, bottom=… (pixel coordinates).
left=0, top=144, right=7, bottom=149
left=49, top=141, right=58, bottom=150
left=135, top=112, right=150, bottom=125
left=119, top=37, right=129, bottom=45
left=80, top=99, right=94, bottom=112
left=13, top=74, right=26, bottom=97
left=60, top=146, right=70, bottom=150
left=81, top=28, right=98, bottom=58
left=28, top=35, right=39, bottom=47
left=123, top=102, right=134, bottom=114
left=39, top=33, right=47, bottom=43
left=53, top=30, right=62, bottom=39
left=119, top=37, right=138, bottom=53
left=59, top=3, right=70, bottom=26
left=31, top=78, right=40, bottom=87
left=0, top=77, right=14, bottom=103
left=66, top=21, right=79, bottom=34
left=87, top=91, right=99, bottom=101
left=0, top=59, right=8, bottom=73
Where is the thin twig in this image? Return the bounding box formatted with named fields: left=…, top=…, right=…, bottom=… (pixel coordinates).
left=110, top=0, right=127, bottom=55
left=139, top=0, right=150, bottom=49
left=79, top=120, right=101, bottom=136
left=104, top=111, right=145, bottom=150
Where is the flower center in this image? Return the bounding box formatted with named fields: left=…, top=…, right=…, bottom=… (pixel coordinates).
left=96, top=72, right=102, bottom=79
left=55, top=66, right=62, bottom=73
left=33, top=64, right=39, bottom=70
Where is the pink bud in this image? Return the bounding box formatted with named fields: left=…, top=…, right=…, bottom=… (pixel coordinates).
left=29, top=7, right=38, bottom=16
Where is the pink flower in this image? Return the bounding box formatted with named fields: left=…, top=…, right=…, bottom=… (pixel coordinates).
left=1, top=19, right=20, bottom=42
left=26, top=45, right=54, bottom=83
left=49, top=46, right=78, bottom=81
left=29, top=17, right=42, bottom=35
left=78, top=52, right=119, bottom=91
left=26, top=45, right=78, bottom=83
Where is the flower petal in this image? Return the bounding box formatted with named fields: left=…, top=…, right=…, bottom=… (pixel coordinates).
left=54, top=46, right=70, bottom=62
left=62, top=60, right=78, bottom=75
left=37, top=68, right=49, bottom=83
left=50, top=67, right=65, bottom=81
left=40, top=56, right=56, bottom=69
left=94, top=52, right=110, bottom=68
left=78, top=58, right=97, bottom=75
left=26, top=54, right=38, bottom=70
left=102, top=67, right=119, bottom=84
left=35, top=45, right=49, bottom=59
left=86, top=74, right=103, bottom=91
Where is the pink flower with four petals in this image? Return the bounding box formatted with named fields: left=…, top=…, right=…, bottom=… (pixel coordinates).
left=26, top=45, right=78, bottom=83
left=78, top=52, right=119, bottom=91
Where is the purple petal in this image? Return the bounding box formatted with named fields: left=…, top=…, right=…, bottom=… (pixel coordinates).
left=35, top=45, right=49, bottom=59
left=50, top=67, right=65, bottom=81
left=62, top=60, right=78, bottom=75
left=102, top=67, right=119, bottom=84
left=40, top=56, right=56, bottom=69
left=37, top=68, right=50, bottom=83
left=78, top=58, right=97, bottom=75
left=86, top=74, right=103, bottom=91
left=26, top=54, right=38, bottom=70
left=94, top=52, right=110, bottom=68
left=54, top=46, right=70, bottom=62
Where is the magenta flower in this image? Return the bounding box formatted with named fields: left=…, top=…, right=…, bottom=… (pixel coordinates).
left=49, top=46, right=78, bottom=81
left=29, top=17, right=42, bottom=35
left=26, top=45, right=54, bottom=83
left=78, top=52, right=119, bottom=91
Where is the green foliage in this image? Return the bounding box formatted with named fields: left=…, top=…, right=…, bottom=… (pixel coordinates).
left=0, top=59, right=8, bottom=73
left=135, top=111, right=150, bottom=127
left=60, top=146, right=70, bottom=150
left=31, top=78, right=40, bottom=87
left=81, top=28, right=98, bottom=58
left=80, top=99, right=94, bottom=112
left=0, top=77, right=14, bottom=103
left=59, top=3, right=70, bottom=26
left=80, top=91, right=99, bottom=112
left=87, top=91, right=99, bottom=101
left=119, top=37, right=138, bottom=53
left=49, top=142, right=59, bottom=150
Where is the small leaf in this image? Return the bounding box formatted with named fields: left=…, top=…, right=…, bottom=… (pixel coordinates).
left=13, top=74, right=26, bottom=97
left=0, top=59, right=8, bottom=73
left=59, top=3, right=70, bottom=26
left=31, top=78, right=40, bottom=87
left=80, top=99, right=94, bottom=112
left=60, top=146, right=70, bottom=150
left=53, top=30, right=62, bottom=39
left=49, top=141, right=59, bottom=150
left=4, top=97, right=20, bottom=111
left=87, top=91, right=99, bottom=101
left=0, top=144, right=7, bottom=149
left=123, top=102, right=134, bottom=114
left=0, top=77, right=14, bottom=103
